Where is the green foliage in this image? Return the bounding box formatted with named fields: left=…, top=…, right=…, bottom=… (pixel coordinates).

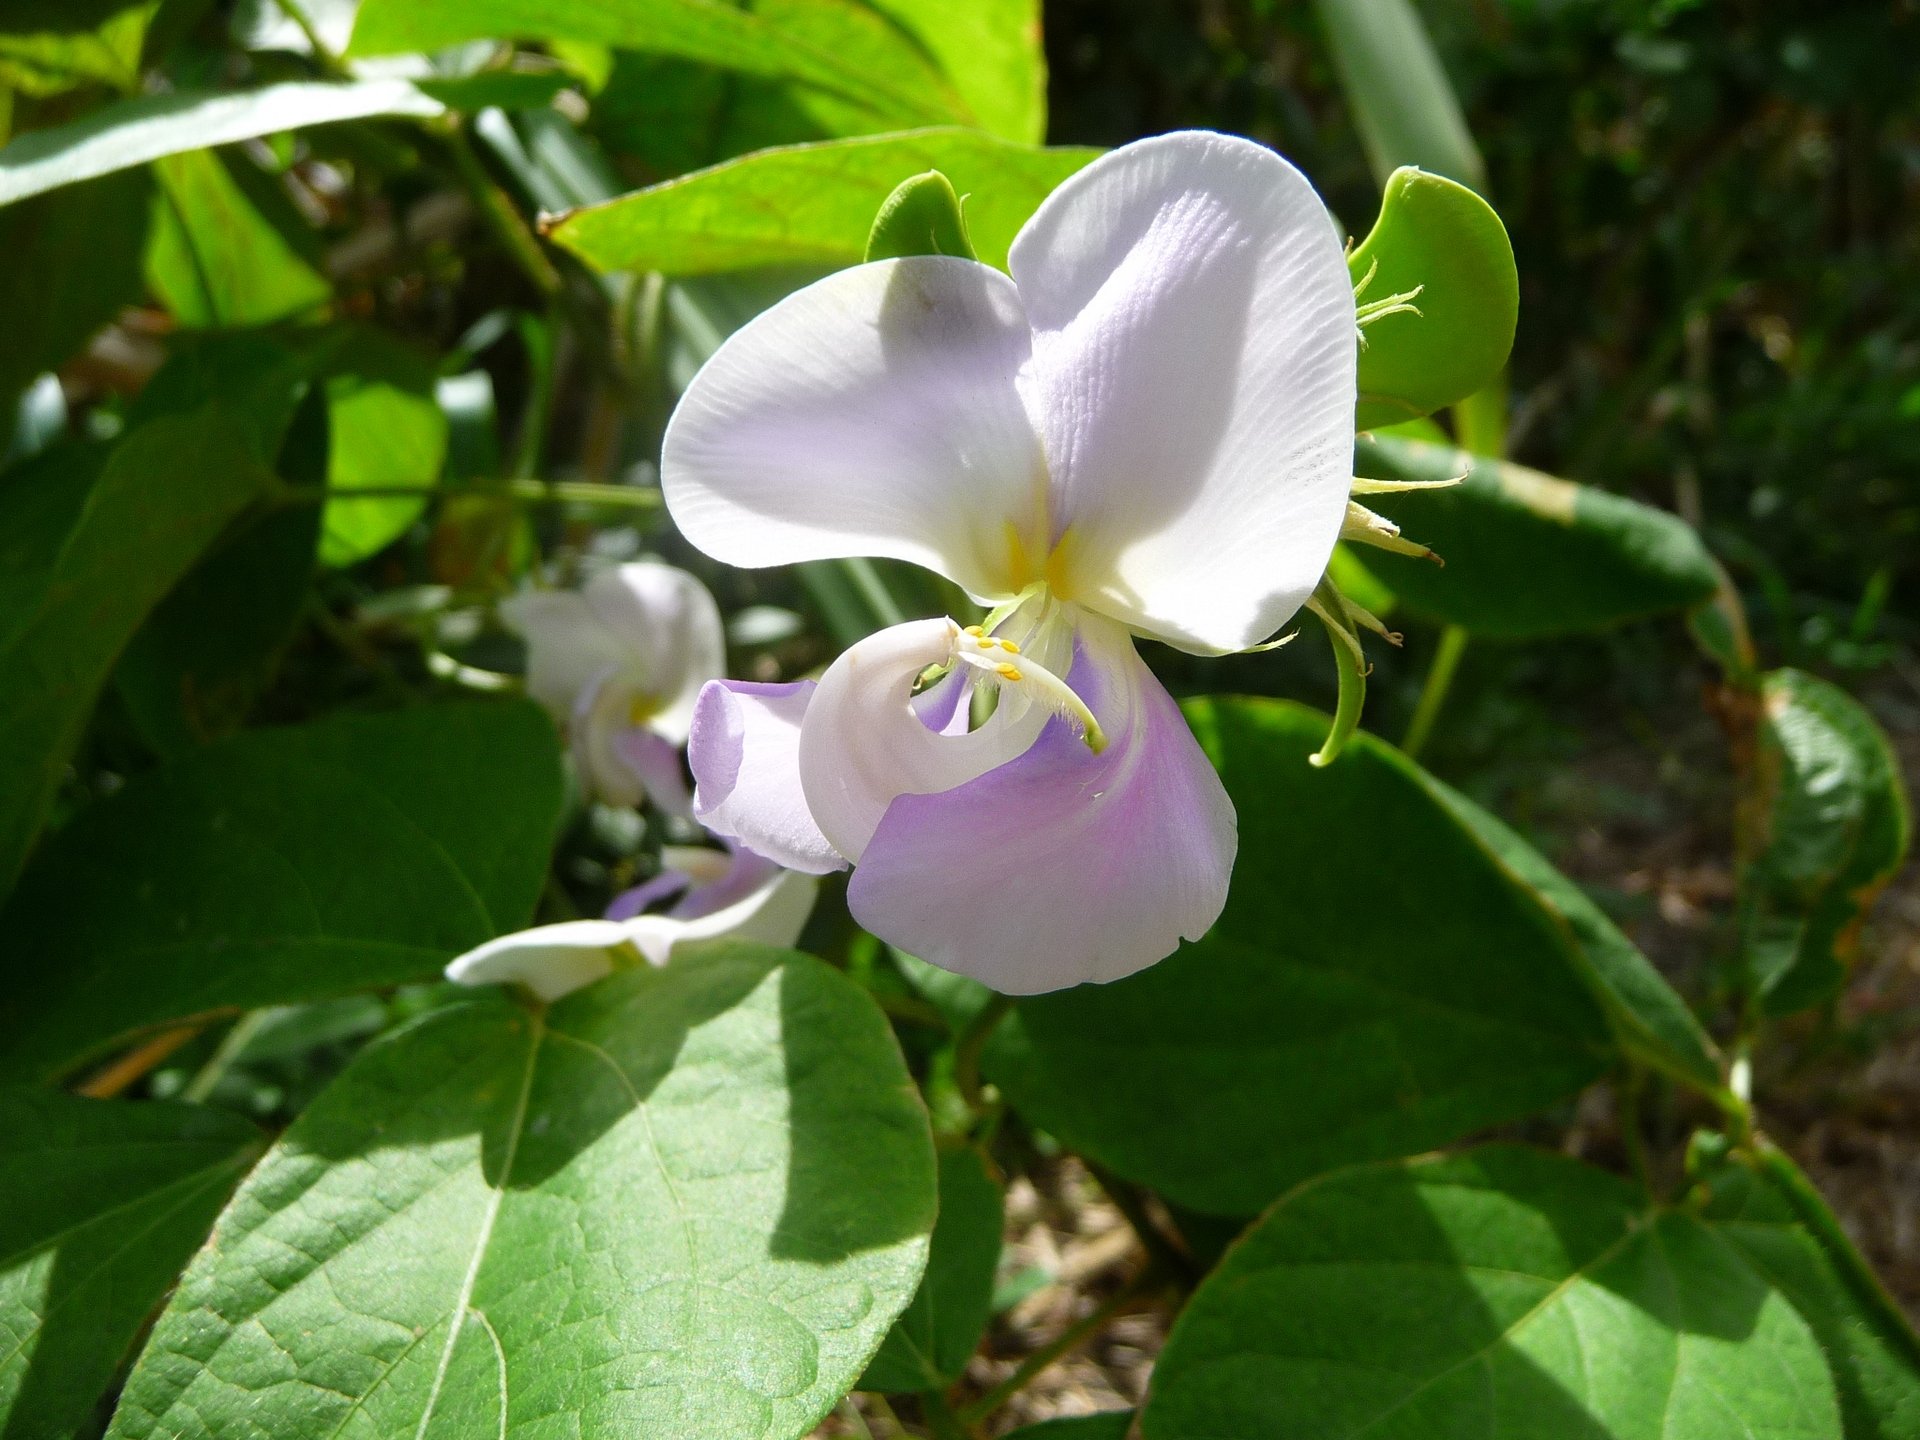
left=145, top=148, right=330, bottom=328
left=0, top=409, right=271, bottom=898
left=107, top=946, right=936, bottom=1440
left=986, top=698, right=1687, bottom=1216
left=1351, top=434, right=1721, bottom=637
left=0, top=701, right=564, bottom=1083
left=1147, top=1146, right=1843, bottom=1439
left=314, top=328, right=450, bottom=566
left=0, top=1089, right=261, bottom=1440
left=0, top=80, right=445, bottom=206
left=0, top=0, right=155, bottom=97
left=1350, top=167, right=1516, bottom=430
left=549, top=129, right=1097, bottom=275
left=861, top=1145, right=1003, bottom=1393
left=1739, top=669, right=1912, bottom=1015
left=865, top=169, right=976, bottom=263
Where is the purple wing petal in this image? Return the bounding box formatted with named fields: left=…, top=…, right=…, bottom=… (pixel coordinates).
left=849, top=616, right=1236, bottom=994
left=689, top=679, right=846, bottom=874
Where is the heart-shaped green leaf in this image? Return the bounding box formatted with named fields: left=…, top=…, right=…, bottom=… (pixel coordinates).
left=1146, top=1146, right=1842, bottom=1439
left=547, top=129, right=1098, bottom=277
left=985, top=698, right=1713, bottom=1215
left=106, top=946, right=936, bottom=1440
left=1740, top=668, right=1911, bottom=1015
left=0, top=700, right=563, bottom=1083
left=1350, top=167, right=1517, bottom=430
left=0, top=1090, right=262, bottom=1440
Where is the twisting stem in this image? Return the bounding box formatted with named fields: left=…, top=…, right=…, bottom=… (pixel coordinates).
left=956, top=1267, right=1160, bottom=1426
left=439, top=123, right=563, bottom=299
left=953, top=995, right=1013, bottom=1113
left=182, top=1009, right=275, bottom=1104
left=1402, top=623, right=1468, bottom=759
left=1617, top=1062, right=1655, bottom=1196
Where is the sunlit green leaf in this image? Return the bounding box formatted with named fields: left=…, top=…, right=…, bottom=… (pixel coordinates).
left=316, top=328, right=450, bottom=567
left=1350, top=434, right=1721, bottom=637
left=1740, top=668, right=1911, bottom=1015
left=1146, top=1146, right=1841, bottom=1439
left=0, top=80, right=444, bottom=207
left=1351, top=167, right=1516, bottom=430
left=550, top=128, right=1098, bottom=276
left=145, top=148, right=330, bottom=328
left=0, top=1089, right=261, bottom=1440
left=107, top=946, right=936, bottom=1440
left=0, top=0, right=155, bottom=97
left=861, top=1145, right=1003, bottom=1393
left=986, top=698, right=1681, bottom=1215
left=866, top=168, right=975, bottom=262
left=0, top=700, right=564, bottom=1083
left=864, top=0, right=1047, bottom=144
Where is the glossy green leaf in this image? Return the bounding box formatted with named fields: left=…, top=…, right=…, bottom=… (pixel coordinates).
left=107, top=946, right=937, bottom=1440
left=1146, top=1146, right=1842, bottom=1439
left=549, top=129, right=1099, bottom=277
left=1351, top=167, right=1517, bottom=430
left=1740, top=668, right=1911, bottom=1015
left=866, top=169, right=976, bottom=263
left=317, top=329, right=450, bottom=566
left=350, top=0, right=964, bottom=132
left=0, top=700, right=564, bottom=1083
left=863, top=0, right=1047, bottom=144
left=0, top=169, right=152, bottom=414
left=0, top=81, right=445, bottom=207
left=861, top=1146, right=1003, bottom=1393
left=114, top=395, right=324, bottom=757
left=0, top=0, right=154, bottom=96
left=144, top=148, right=330, bottom=328
left=1312, top=0, right=1485, bottom=192
left=0, top=408, right=271, bottom=900
left=0, top=1089, right=261, bottom=1440
left=986, top=698, right=1640, bottom=1216
left=1704, top=1148, right=1920, bottom=1440
left=1350, top=434, right=1721, bottom=637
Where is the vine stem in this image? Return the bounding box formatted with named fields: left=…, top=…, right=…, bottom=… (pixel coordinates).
left=952, top=995, right=1012, bottom=1113
left=275, top=479, right=662, bottom=510
left=75, top=1025, right=204, bottom=1098
left=182, top=1009, right=274, bottom=1104
left=1402, top=622, right=1468, bottom=759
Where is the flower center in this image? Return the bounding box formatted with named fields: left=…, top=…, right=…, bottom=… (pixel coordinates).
left=943, top=617, right=1106, bottom=753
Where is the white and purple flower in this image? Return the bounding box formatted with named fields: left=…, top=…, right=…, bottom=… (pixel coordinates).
left=663, top=131, right=1358, bottom=993
left=500, top=560, right=724, bottom=812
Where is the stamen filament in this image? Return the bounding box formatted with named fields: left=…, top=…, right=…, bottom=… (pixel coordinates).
left=946, top=619, right=1107, bottom=753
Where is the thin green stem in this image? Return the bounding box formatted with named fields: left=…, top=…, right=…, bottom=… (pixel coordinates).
left=1616, top=1062, right=1655, bottom=1196
left=271, top=0, right=346, bottom=73
left=1084, top=1161, right=1199, bottom=1290
left=956, top=1268, right=1158, bottom=1427
left=440, top=123, right=563, bottom=300
left=182, top=1009, right=275, bottom=1104
left=1402, top=623, right=1468, bottom=760
left=919, top=1389, right=977, bottom=1440
left=276, top=478, right=662, bottom=510
left=952, top=995, right=1012, bottom=1113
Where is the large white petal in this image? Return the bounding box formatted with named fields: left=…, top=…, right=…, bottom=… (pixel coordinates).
left=797, top=618, right=1048, bottom=863
left=1010, top=130, right=1357, bottom=654
left=583, top=561, right=725, bottom=743
left=444, top=920, right=630, bottom=1002
left=661, top=258, right=1049, bottom=600
left=625, top=867, right=819, bottom=968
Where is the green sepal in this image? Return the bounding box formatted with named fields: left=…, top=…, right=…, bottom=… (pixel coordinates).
left=866, top=169, right=977, bottom=263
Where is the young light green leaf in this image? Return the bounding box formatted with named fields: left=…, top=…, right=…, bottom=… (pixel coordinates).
left=1147, top=1146, right=1842, bottom=1440
left=1312, top=0, right=1485, bottom=193
left=0, top=0, right=153, bottom=97
left=145, top=149, right=330, bottom=329
left=107, top=946, right=937, bottom=1440
left=0, top=700, right=564, bottom=1083
left=985, top=698, right=1619, bottom=1216
left=861, top=1146, right=1003, bottom=1393
left=0, top=81, right=445, bottom=207
left=1703, top=1148, right=1920, bottom=1440
left=0, top=1089, right=262, bottom=1440
left=1740, top=668, right=1911, bottom=1015
left=548, top=129, right=1099, bottom=276
left=1349, top=434, right=1720, bottom=637
left=350, top=0, right=965, bottom=133
left=0, top=410, right=272, bottom=899
left=1350, top=167, right=1517, bottom=430
left=316, top=328, right=450, bottom=566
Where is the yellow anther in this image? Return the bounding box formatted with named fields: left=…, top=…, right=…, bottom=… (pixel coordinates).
left=995, top=663, right=1023, bottom=681
left=964, top=624, right=984, bottom=636
left=997, top=638, right=1021, bottom=655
